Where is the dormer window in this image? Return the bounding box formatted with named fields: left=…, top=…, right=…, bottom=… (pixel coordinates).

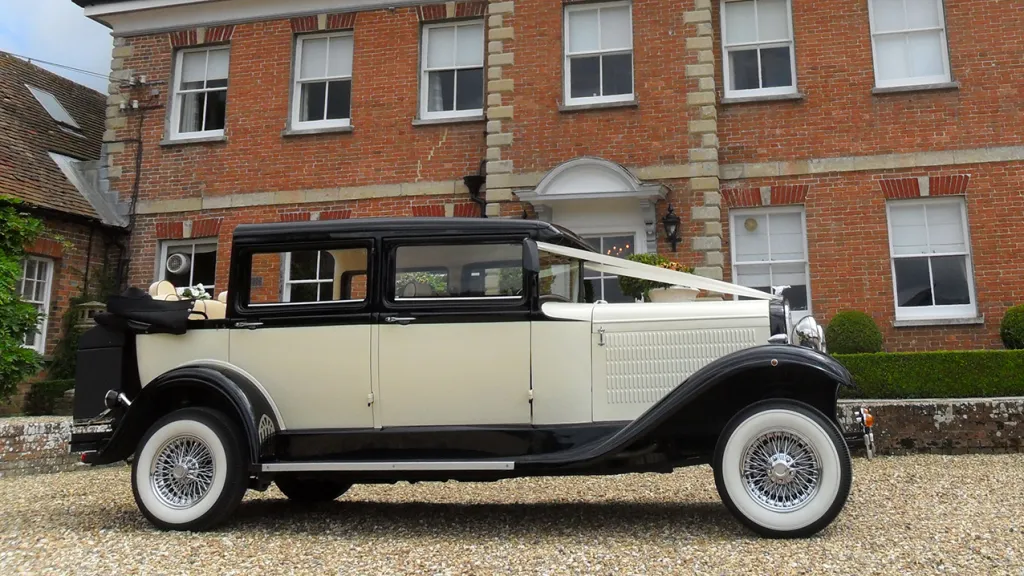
left=25, top=85, right=81, bottom=131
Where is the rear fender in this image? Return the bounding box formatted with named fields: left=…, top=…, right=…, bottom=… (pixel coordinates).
left=83, top=364, right=281, bottom=467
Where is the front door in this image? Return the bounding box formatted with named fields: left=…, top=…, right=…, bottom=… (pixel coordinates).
left=375, top=238, right=532, bottom=427
left=228, top=242, right=375, bottom=431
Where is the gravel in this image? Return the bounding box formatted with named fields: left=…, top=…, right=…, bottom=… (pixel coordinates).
left=1, top=454, right=1022, bottom=575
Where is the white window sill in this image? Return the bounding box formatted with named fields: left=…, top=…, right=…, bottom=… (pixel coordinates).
left=412, top=115, right=486, bottom=127
left=872, top=81, right=960, bottom=95
left=559, top=98, right=638, bottom=113
left=892, top=315, right=984, bottom=328
left=721, top=92, right=805, bottom=105
left=161, top=134, right=227, bottom=147
left=282, top=125, right=354, bottom=137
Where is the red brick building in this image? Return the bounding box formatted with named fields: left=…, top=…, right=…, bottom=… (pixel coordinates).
left=0, top=52, right=127, bottom=410
left=73, top=0, right=1023, bottom=351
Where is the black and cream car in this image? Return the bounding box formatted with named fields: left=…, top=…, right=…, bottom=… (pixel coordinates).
left=71, top=218, right=875, bottom=538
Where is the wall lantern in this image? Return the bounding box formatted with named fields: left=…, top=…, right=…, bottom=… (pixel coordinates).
left=662, top=204, right=681, bottom=252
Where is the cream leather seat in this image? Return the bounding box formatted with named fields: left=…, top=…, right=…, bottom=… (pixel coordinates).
left=148, top=280, right=180, bottom=301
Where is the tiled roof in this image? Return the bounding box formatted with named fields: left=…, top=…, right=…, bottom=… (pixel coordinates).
left=0, top=51, right=107, bottom=220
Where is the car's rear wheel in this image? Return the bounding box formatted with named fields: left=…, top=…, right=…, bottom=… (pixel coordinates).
left=131, top=407, right=248, bottom=531
left=713, top=399, right=852, bottom=538
left=274, top=475, right=352, bottom=503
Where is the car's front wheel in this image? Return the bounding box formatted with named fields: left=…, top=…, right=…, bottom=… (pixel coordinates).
left=131, top=407, right=248, bottom=531
left=713, top=399, right=852, bottom=538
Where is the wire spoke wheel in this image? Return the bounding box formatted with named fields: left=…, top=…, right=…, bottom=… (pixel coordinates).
left=740, top=428, right=821, bottom=513
left=150, top=434, right=216, bottom=510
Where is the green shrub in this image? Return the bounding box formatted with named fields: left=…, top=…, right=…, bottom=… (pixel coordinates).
left=825, top=310, right=884, bottom=354
left=1000, top=305, right=1024, bottom=350
left=617, top=253, right=693, bottom=301
left=836, top=350, right=1024, bottom=399
left=0, top=196, right=45, bottom=403
left=23, top=379, right=74, bottom=416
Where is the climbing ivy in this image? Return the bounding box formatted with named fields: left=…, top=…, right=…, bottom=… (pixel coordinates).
left=0, top=196, right=45, bottom=404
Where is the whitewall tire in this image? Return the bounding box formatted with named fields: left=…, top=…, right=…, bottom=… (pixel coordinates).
left=713, top=399, right=852, bottom=538
left=131, top=407, right=248, bottom=531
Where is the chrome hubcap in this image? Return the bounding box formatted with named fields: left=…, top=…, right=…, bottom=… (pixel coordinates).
left=150, top=435, right=215, bottom=509
left=741, top=429, right=820, bottom=512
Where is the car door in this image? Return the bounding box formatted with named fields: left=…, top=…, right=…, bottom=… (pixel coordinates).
left=227, top=240, right=375, bottom=431
left=375, top=236, right=532, bottom=427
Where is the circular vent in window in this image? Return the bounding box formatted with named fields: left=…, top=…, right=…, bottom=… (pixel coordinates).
left=165, top=253, right=191, bottom=275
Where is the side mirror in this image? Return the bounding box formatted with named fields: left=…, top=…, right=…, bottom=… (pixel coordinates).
left=523, top=238, right=540, bottom=274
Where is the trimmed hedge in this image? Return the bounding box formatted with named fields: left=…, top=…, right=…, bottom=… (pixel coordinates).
left=1001, top=305, right=1024, bottom=349
left=825, top=310, right=883, bottom=354
left=835, top=350, right=1024, bottom=399
left=23, top=379, right=74, bottom=416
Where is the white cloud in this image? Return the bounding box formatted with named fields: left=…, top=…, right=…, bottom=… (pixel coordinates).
left=0, top=0, right=114, bottom=92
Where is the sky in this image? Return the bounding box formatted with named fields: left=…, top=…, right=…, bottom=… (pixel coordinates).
left=0, top=0, right=115, bottom=92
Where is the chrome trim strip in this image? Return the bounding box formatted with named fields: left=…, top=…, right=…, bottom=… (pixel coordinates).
left=260, top=461, right=515, bottom=472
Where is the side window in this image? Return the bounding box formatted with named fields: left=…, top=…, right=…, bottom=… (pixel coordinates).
left=247, top=247, right=368, bottom=306
left=539, top=252, right=582, bottom=302
left=392, top=243, right=523, bottom=300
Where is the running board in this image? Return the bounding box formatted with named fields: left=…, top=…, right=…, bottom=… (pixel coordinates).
left=260, top=460, right=515, bottom=472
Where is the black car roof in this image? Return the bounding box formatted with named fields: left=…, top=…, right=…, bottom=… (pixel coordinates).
left=232, top=217, right=593, bottom=249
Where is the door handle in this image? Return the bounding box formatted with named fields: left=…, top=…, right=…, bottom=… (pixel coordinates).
left=234, top=321, right=263, bottom=329
left=384, top=316, right=416, bottom=325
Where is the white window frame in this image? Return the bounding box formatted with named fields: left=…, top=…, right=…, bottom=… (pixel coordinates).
left=729, top=206, right=812, bottom=323
left=563, top=1, right=635, bottom=107
left=419, top=21, right=486, bottom=121
left=720, top=0, right=798, bottom=98
left=283, top=250, right=341, bottom=304
left=867, top=0, right=951, bottom=88
left=158, top=238, right=219, bottom=293
left=169, top=46, right=230, bottom=140
left=885, top=197, right=976, bottom=321
left=19, top=256, right=54, bottom=354
left=291, top=31, right=354, bottom=130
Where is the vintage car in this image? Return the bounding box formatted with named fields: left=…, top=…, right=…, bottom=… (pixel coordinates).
left=70, top=217, right=875, bottom=538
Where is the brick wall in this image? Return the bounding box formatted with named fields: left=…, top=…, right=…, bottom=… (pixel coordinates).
left=715, top=0, right=1024, bottom=165
left=721, top=162, right=1024, bottom=351
left=4, top=217, right=116, bottom=417
left=0, top=399, right=1020, bottom=477
left=109, top=8, right=487, bottom=207
left=97, top=0, right=1024, bottom=352
left=0, top=418, right=80, bottom=478
left=837, top=398, right=1024, bottom=456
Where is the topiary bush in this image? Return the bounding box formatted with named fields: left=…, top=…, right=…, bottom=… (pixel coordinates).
left=825, top=310, right=884, bottom=354
left=1000, top=304, right=1024, bottom=350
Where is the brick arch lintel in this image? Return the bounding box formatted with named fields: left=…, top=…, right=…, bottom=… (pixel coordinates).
left=169, top=25, right=235, bottom=48
left=722, top=184, right=811, bottom=208
left=290, top=12, right=358, bottom=33
left=418, top=1, right=487, bottom=21
left=155, top=218, right=223, bottom=240
left=879, top=174, right=971, bottom=199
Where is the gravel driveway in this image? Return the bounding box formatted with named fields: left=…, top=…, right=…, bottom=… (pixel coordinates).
left=1, top=453, right=1021, bottom=575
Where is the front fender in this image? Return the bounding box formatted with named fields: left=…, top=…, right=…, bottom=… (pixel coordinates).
left=83, top=365, right=281, bottom=466
left=520, top=344, right=854, bottom=468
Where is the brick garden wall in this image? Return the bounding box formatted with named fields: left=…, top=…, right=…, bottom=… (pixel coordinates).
left=1, top=398, right=1020, bottom=477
